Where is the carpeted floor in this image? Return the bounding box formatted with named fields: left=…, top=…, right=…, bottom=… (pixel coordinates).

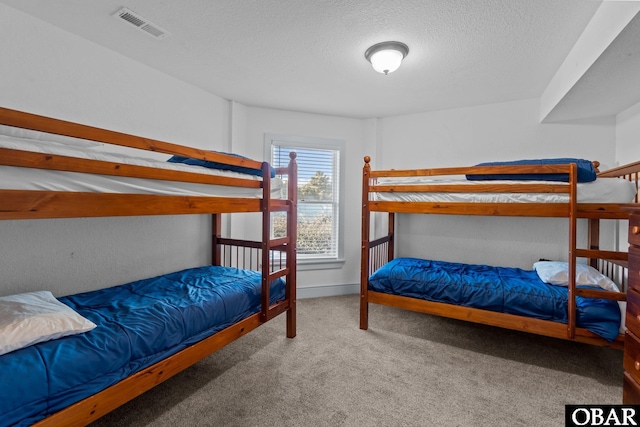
left=90, top=295, right=623, bottom=427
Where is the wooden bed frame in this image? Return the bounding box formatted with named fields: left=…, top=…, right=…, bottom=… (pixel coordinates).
left=360, top=155, right=640, bottom=350
left=0, top=107, right=297, bottom=426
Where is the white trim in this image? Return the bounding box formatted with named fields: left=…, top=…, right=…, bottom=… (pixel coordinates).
left=297, top=258, right=345, bottom=271
left=297, top=283, right=359, bottom=299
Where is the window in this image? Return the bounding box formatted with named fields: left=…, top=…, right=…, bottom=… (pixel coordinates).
left=265, top=134, right=345, bottom=269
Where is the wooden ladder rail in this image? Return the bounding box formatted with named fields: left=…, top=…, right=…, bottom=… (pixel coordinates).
left=567, top=163, right=578, bottom=339
left=260, top=153, right=297, bottom=338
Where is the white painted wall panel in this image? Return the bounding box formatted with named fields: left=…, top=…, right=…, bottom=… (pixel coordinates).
left=0, top=5, right=230, bottom=297
left=616, top=101, right=640, bottom=164
left=378, top=99, right=617, bottom=269
left=241, top=107, right=366, bottom=291
left=0, top=4, right=626, bottom=298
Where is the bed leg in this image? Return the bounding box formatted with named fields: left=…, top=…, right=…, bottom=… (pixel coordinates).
left=360, top=295, right=369, bottom=330
left=286, top=302, right=296, bottom=338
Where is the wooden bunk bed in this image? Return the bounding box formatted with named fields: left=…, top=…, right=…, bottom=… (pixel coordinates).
left=360, top=155, right=640, bottom=350
left=0, top=106, right=297, bottom=426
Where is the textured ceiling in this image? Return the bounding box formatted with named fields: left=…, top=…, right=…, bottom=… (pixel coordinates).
left=0, top=0, right=609, bottom=119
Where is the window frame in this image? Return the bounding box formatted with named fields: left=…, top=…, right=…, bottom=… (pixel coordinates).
left=265, top=133, right=346, bottom=271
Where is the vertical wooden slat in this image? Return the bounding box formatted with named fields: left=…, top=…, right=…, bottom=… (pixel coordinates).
left=588, top=218, right=600, bottom=269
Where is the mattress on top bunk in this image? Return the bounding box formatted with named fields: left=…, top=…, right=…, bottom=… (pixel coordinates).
left=0, top=266, right=286, bottom=427
left=0, top=134, right=284, bottom=198
left=368, top=257, right=621, bottom=342
left=371, top=176, right=637, bottom=204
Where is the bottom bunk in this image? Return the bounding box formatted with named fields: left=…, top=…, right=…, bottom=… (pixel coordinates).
left=367, top=257, right=623, bottom=346
left=0, top=264, right=289, bottom=427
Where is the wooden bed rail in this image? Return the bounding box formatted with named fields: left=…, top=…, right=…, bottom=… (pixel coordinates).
left=0, top=147, right=261, bottom=188
left=0, top=107, right=289, bottom=220
left=0, top=107, right=262, bottom=172
left=32, top=311, right=267, bottom=427
left=370, top=163, right=582, bottom=179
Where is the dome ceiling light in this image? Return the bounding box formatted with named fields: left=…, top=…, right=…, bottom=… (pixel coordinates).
left=364, top=41, right=409, bottom=75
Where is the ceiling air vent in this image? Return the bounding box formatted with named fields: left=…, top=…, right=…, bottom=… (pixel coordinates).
left=113, top=7, right=170, bottom=40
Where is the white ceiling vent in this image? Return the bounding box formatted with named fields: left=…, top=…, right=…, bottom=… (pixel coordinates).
left=113, top=7, right=170, bottom=40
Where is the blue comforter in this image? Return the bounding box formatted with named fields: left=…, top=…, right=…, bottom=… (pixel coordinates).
left=368, top=257, right=620, bottom=341
left=0, top=266, right=285, bottom=427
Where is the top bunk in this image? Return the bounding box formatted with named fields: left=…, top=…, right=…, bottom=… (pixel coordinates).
left=362, top=156, right=640, bottom=219
left=0, top=107, right=296, bottom=220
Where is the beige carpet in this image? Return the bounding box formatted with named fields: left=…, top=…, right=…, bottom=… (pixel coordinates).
left=91, top=295, right=623, bottom=427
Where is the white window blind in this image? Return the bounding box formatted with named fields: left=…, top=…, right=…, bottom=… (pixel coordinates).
left=267, top=134, right=344, bottom=264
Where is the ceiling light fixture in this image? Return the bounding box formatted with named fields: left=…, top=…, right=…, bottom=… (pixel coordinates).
left=364, top=41, right=409, bottom=75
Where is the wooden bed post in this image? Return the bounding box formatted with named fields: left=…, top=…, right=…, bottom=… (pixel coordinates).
left=361, top=156, right=372, bottom=330
left=286, top=152, right=298, bottom=339
left=261, top=161, right=272, bottom=323
left=212, top=214, right=222, bottom=266
left=567, top=163, right=578, bottom=339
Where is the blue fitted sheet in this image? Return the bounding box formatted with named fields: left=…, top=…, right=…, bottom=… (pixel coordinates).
left=368, top=257, right=620, bottom=341
left=0, top=265, right=285, bottom=427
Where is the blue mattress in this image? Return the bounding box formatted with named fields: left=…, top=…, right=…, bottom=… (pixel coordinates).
left=368, top=257, right=620, bottom=342
left=0, top=265, right=285, bottom=427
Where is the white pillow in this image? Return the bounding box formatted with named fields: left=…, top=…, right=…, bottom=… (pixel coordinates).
left=0, top=291, right=96, bottom=356
left=533, top=261, right=620, bottom=292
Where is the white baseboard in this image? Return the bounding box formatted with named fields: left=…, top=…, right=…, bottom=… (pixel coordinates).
left=297, top=283, right=359, bottom=299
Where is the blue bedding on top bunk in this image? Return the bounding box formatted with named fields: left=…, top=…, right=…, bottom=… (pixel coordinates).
left=0, top=265, right=285, bottom=427
left=465, top=158, right=597, bottom=182
left=168, top=153, right=276, bottom=178
left=368, top=257, right=620, bottom=341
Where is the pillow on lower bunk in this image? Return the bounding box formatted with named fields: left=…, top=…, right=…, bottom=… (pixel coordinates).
left=0, top=291, right=96, bottom=356
left=533, top=261, right=620, bottom=292
left=466, top=158, right=597, bottom=182
left=168, top=152, right=276, bottom=178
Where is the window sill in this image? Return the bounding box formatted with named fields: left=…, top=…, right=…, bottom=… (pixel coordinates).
left=297, top=258, right=345, bottom=271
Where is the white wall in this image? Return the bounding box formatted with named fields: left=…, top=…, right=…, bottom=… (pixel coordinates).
left=378, top=98, right=617, bottom=170
left=236, top=107, right=367, bottom=296
left=614, top=100, right=640, bottom=253
left=0, top=4, right=627, bottom=298
left=377, top=98, right=617, bottom=268
left=616, top=101, right=640, bottom=164
left=0, top=4, right=230, bottom=297
left=0, top=5, right=370, bottom=299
